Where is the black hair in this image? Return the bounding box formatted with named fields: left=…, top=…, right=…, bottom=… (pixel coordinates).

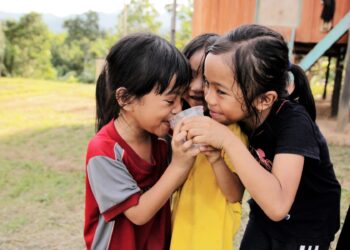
left=182, top=33, right=220, bottom=111
left=183, top=33, right=220, bottom=59
left=95, top=32, right=191, bottom=132
left=205, top=24, right=316, bottom=124
left=321, top=0, right=335, bottom=22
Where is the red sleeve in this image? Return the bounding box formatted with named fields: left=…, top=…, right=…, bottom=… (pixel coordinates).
left=102, top=192, right=141, bottom=222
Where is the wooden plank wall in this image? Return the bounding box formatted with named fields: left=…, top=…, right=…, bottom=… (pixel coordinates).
left=192, top=0, right=350, bottom=44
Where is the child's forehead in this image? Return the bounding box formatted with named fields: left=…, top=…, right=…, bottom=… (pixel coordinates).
left=205, top=54, right=234, bottom=76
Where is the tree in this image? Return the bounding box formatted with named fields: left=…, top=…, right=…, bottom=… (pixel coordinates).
left=165, top=0, right=193, bottom=50
left=63, top=11, right=100, bottom=43
left=117, top=0, right=161, bottom=36
left=175, top=0, right=193, bottom=49
left=3, top=12, right=55, bottom=79
left=0, top=22, right=5, bottom=76
left=55, top=11, right=108, bottom=82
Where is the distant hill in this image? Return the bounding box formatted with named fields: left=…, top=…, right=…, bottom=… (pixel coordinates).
left=0, top=11, right=171, bottom=34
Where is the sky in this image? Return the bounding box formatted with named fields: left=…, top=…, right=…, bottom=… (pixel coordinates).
left=0, top=0, right=187, bottom=17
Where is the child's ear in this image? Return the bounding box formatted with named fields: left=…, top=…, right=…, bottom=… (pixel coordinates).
left=255, top=91, right=278, bottom=112
left=116, top=87, right=133, bottom=110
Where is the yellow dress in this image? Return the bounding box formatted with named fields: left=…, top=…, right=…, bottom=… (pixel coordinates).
left=170, top=124, right=247, bottom=250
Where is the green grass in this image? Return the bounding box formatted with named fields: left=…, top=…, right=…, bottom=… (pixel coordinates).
left=0, top=77, right=349, bottom=249
left=0, top=77, right=95, bottom=249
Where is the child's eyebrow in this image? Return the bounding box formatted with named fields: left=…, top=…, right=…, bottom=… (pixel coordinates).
left=205, top=78, right=230, bottom=90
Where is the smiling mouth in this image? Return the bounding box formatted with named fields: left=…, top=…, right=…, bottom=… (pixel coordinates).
left=189, top=95, right=204, bottom=101
left=209, top=110, right=221, bottom=116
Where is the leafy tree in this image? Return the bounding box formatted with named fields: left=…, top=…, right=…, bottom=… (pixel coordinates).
left=63, top=11, right=100, bottom=43
left=117, top=0, right=161, bottom=36
left=3, top=12, right=56, bottom=79
left=53, top=11, right=109, bottom=82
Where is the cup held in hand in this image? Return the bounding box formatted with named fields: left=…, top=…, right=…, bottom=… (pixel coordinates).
left=169, top=105, right=204, bottom=130
left=169, top=106, right=204, bottom=149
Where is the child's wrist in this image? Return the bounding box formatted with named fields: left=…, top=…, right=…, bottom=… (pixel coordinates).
left=210, top=156, right=223, bottom=166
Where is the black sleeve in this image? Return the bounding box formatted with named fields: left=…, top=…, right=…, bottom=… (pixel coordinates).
left=275, top=110, right=320, bottom=161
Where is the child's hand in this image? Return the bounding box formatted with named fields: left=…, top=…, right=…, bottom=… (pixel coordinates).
left=180, top=116, right=230, bottom=150
left=170, top=119, right=199, bottom=171
left=200, top=145, right=222, bottom=165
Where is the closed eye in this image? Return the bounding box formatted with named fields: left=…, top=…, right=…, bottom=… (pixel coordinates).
left=164, top=98, right=176, bottom=105
left=217, top=89, right=227, bottom=95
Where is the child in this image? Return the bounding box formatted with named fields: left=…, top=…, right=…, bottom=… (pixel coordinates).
left=181, top=24, right=341, bottom=250
left=170, top=33, right=247, bottom=250
left=181, top=33, right=219, bottom=110
left=84, top=33, right=199, bottom=250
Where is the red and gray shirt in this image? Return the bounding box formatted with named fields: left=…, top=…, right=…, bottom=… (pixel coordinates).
left=84, top=120, right=171, bottom=250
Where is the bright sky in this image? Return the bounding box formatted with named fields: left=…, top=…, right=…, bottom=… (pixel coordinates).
left=0, top=0, right=187, bottom=17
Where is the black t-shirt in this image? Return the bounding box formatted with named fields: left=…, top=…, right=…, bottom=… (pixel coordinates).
left=248, top=100, right=341, bottom=242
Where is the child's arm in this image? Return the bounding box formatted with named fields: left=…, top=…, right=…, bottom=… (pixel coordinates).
left=124, top=123, right=198, bottom=225
left=201, top=146, right=244, bottom=203
left=182, top=116, right=303, bottom=222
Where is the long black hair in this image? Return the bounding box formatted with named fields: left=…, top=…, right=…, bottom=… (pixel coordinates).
left=205, top=24, right=316, bottom=123
left=96, top=32, right=191, bottom=132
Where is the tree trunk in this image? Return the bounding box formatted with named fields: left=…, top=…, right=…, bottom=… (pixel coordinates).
left=170, top=0, right=177, bottom=45
left=336, top=30, right=350, bottom=132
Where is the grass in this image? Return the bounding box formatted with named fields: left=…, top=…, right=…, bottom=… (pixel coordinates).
left=0, top=78, right=95, bottom=249
left=0, top=77, right=349, bottom=249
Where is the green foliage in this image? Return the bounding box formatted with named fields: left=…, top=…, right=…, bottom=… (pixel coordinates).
left=51, top=11, right=112, bottom=83
left=3, top=13, right=56, bottom=79
left=0, top=2, right=194, bottom=82
left=176, top=0, right=193, bottom=50
left=63, top=11, right=100, bottom=43
left=117, top=0, right=161, bottom=36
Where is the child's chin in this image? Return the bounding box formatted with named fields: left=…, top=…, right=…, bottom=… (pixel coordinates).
left=214, top=117, right=230, bottom=125
left=154, top=127, right=170, bottom=138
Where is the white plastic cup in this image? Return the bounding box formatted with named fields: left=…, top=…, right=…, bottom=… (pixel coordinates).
left=169, top=105, right=204, bottom=130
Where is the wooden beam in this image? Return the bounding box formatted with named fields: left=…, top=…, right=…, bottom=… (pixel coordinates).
left=336, top=30, right=350, bottom=131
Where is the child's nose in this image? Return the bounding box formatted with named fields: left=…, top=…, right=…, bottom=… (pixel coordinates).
left=172, top=97, right=183, bottom=114
left=204, top=87, right=215, bottom=105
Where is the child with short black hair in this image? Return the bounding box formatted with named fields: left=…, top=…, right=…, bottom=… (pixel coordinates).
left=84, top=33, right=198, bottom=250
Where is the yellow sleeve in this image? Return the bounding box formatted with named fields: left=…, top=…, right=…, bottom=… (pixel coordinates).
left=222, top=123, right=248, bottom=173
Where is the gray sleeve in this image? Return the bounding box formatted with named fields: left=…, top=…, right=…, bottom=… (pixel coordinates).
left=87, top=156, right=141, bottom=213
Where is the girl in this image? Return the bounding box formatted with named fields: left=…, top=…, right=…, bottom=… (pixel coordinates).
left=181, top=33, right=219, bottom=110
left=84, top=33, right=198, bottom=250
left=171, top=33, right=247, bottom=250
left=181, top=24, right=341, bottom=250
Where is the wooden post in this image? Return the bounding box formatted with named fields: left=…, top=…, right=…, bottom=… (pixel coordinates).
left=331, top=47, right=345, bottom=117
left=322, top=56, right=331, bottom=100
left=336, top=30, right=350, bottom=132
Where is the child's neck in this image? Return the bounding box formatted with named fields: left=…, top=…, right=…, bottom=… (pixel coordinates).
left=114, top=114, right=153, bottom=163
left=243, top=107, right=273, bottom=132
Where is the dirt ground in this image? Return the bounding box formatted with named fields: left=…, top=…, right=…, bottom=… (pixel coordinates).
left=315, top=100, right=350, bottom=146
